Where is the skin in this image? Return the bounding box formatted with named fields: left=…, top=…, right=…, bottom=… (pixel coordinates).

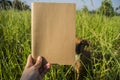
left=21, top=38, right=90, bottom=80
left=20, top=54, right=50, bottom=80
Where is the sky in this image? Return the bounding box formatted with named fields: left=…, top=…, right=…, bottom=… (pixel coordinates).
left=21, top=0, right=120, bottom=11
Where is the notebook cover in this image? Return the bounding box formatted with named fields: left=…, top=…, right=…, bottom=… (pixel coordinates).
left=32, top=2, right=76, bottom=65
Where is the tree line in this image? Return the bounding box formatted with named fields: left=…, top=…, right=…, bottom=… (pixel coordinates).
left=0, top=0, right=120, bottom=16
left=0, top=0, right=30, bottom=10
left=80, top=0, right=120, bottom=16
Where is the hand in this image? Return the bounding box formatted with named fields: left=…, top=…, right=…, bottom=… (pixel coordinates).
left=20, top=54, right=50, bottom=80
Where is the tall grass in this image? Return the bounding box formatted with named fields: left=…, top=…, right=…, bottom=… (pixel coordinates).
left=0, top=10, right=120, bottom=80
left=76, top=11, right=120, bottom=80
left=0, top=10, right=31, bottom=80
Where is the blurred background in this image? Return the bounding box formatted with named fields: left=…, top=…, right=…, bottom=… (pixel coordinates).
left=0, top=0, right=120, bottom=80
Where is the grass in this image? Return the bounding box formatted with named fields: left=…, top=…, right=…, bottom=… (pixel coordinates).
left=0, top=10, right=120, bottom=80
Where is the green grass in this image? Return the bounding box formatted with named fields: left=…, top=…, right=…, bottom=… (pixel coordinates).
left=0, top=10, right=120, bottom=80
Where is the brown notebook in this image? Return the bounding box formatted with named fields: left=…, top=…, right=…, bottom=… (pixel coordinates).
left=32, top=2, right=76, bottom=65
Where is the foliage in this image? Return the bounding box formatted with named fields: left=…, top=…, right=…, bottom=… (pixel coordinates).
left=82, top=5, right=89, bottom=13
left=0, top=10, right=31, bottom=80
left=13, top=0, right=30, bottom=10
left=0, top=10, right=120, bottom=80
left=0, top=0, right=12, bottom=9
left=98, top=0, right=114, bottom=16
left=116, top=5, right=120, bottom=11
left=0, top=0, right=30, bottom=10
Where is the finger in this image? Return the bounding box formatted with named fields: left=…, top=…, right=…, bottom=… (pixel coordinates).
left=45, top=63, right=51, bottom=69
left=34, top=56, right=42, bottom=69
left=40, top=63, right=51, bottom=77
left=26, top=54, right=33, bottom=68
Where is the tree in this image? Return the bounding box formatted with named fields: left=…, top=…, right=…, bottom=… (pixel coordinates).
left=82, top=5, right=89, bottom=12
left=0, top=0, right=30, bottom=10
left=116, top=5, right=120, bottom=12
left=13, top=0, right=30, bottom=10
left=0, top=0, right=12, bottom=10
left=98, top=0, right=114, bottom=16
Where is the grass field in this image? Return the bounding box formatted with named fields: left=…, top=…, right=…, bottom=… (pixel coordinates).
left=0, top=10, right=120, bottom=80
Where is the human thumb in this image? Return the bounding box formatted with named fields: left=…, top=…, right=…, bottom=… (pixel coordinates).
left=34, top=56, right=42, bottom=69
left=26, top=54, right=33, bottom=68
